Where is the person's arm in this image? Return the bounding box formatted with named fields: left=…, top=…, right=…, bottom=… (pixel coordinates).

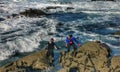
left=66, top=38, right=69, bottom=47
left=73, top=37, right=81, bottom=46
left=45, top=42, right=49, bottom=50
left=73, top=37, right=79, bottom=44
left=54, top=43, right=59, bottom=49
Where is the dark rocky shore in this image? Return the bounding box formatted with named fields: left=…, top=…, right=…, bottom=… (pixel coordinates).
left=7, top=8, right=49, bottom=18
left=58, top=41, right=120, bottom=72
left=19, top=8, right=49, bottom=17
left=0, top=41, right=120, bottom=72
left=0, top=50, right=51, bottom=72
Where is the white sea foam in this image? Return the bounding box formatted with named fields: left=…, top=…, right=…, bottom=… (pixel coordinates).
left=0, top=23, right=11, bottom=32
left=1, top=1, right=120, bottom=15
left=0, top=17, right=59, bottom=60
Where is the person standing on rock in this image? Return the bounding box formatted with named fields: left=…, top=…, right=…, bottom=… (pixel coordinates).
left=66, top=35, right=80, bottom=52
left=46, top=38, right=59, bottom=66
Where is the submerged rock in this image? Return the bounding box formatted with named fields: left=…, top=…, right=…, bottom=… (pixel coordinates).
left=59, top=41, right=113, bottom=72
left=0, top=50, right=50, bottom=72
left=0, top=18, right=5, bottom=21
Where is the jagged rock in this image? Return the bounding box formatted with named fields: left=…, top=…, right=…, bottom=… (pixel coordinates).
left=18, top=8, right=48, bottom=17
left=70, top=61, right=78, bottom=68
left=0, top=50, right=49, bottom=72
left=6, top=8, right=48, bottom=18
left=59, top=41, right=112, bottom=72
left=66, top=7, right=74, bottom=10
left=32, top=58, right=48, bottom=70
left=79, top=41, right=111, bottom=58
left=46, top=6, right=61, bottom=10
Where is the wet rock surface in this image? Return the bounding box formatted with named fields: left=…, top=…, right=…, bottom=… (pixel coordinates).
left=19, top=8, right=48, bottom=17
left=59, top=41, right=120, bottom=72
left=0, top=50, right=50, bottom=72
left=8, top=8, right=49, bottom=18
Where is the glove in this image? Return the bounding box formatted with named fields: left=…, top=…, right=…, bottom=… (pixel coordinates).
left=78, top=44, right=81, bottom=46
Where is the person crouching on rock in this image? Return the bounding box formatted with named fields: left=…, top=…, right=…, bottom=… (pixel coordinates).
left=66, top=35, right=80, bottom=54
left=46, top=38, right=59, bottom=66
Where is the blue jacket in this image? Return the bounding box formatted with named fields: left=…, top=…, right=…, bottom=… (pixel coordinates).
left=66, top=37, right=79, bottom=45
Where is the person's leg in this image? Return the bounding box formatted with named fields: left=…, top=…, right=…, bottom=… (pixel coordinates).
left=46, top=51, right=50, bottom=58
left=67, top=44, right=71, bottom=52
left=72, top=43, right=77, bottom=56
left=72, top=43, right=77, bottom=51
left=46, top=51, right=52, bottom=65
left=51, top=51, right=54, bottom=66
left=49, top=51, right=54, bottom=66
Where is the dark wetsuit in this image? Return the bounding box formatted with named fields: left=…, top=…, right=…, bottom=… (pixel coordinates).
left=46, top=42, right=56, bottom=57
left=46, top=42, right=58, bottom=66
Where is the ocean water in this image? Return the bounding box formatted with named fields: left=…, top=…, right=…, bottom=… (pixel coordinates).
left=0, top=0, right=120, bottom=71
